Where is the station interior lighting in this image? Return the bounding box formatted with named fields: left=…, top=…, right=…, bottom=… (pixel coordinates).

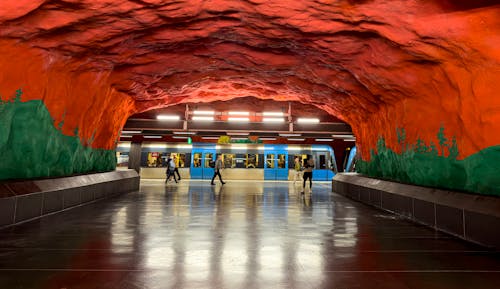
left=193, top=110, right=215, bottom=115
left=262, top=117, right=284, bottom=122
left=143, top=135, right=162, bottom=139
left=227, top=132, right=249, bottom=135
left=288, top=138, right=305, bottom=141
left=297, top=118, right=320, bottom=124
left=279, top=133, right=301, bottom=137
left=173, top=131, right=196, bottom=135
left=315, top=138, right=333, bottom=142
left=121, top=130, right=141, bottom=134
left=260, top=137, right=277, bottom=141
left=157, top=115, right=180, bottom=121
left=332, top=134, right=354, bottom=138
left=263, top=112, right=284, bottom=116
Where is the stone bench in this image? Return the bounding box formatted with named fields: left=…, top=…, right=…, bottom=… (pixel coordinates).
left=0, top=169, right=139, bottom=228
left=333, top=173, right=500, bottom=248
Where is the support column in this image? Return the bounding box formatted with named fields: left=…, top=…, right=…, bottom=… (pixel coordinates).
left=128, top=142, right=142, bottom=174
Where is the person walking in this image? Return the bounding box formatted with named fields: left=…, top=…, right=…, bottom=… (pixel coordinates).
left=301, top=156, right=314, bottom=194
left=166, top=156, right=178, bottom=183
left=211, top=155, right=226, bottom=185
left=293, top=156, right=302, bottom=184
left=173, top=155, right=181, bottom=180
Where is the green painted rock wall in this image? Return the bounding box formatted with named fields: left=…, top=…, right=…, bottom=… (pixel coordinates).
left=357, top=128, right=500, bottom=196
left=0, top=90, right=116, bottom=180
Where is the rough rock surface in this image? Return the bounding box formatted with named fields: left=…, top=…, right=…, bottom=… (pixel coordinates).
left=0, top=1, right=499, bottom=184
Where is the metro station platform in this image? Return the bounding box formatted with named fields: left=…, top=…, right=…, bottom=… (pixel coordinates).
left=1, top=180, right=500, bottom=288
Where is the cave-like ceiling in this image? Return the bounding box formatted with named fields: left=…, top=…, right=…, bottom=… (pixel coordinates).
left=0, top=0, right=498, bottom=158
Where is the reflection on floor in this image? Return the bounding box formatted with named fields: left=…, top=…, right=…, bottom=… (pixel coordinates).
left=1, top=180, right=500, bottom=288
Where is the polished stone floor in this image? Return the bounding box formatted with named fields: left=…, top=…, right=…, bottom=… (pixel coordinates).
left=1, top=180, right=500, bottom=289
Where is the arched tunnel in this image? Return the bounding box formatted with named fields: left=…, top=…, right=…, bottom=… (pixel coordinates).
left=1, top=0, right=498, bottom=194
left=1, top=1, right=500, bottom=287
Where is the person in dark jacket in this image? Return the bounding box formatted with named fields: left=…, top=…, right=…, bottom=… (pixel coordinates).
left=301, top=157, right=314, bottom=194
left=211, top=155, right=226, bottom=185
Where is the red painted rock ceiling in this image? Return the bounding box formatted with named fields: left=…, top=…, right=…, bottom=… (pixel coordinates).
left=0, top=0, right=499, bottom=159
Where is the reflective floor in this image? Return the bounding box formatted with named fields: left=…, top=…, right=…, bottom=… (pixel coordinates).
left=1, top=180, right=500, bottom=288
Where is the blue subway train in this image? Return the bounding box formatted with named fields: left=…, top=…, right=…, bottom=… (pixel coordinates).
left=117, top=142, right=338, bottom=181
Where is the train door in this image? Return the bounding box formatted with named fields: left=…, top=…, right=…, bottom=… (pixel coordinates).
left=275, top=150, right=288, bottom=180
left=264, top=152, right=276, bottom=180
left=264, top=145, right=288, bottom=180
left=191, top=146, right=216, bottom=179
left=202, top=149, right=216, bottom=179
left=313, top=152, right=328, bottom=181
left=191, top=150, right=203, bottom=179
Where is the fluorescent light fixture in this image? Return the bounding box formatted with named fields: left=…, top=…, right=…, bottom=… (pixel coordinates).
left=121, top=130, right=141, bottom=134
left=117, top=142, right=131, bottom=148
left=227, top=132, right=249, bottom=136
left=143, top=135, right=162, bottom=139
left=315, top=138, right=333, bottom=142
left=288, top=138, right=305, bottom=141
left=176, top=144, right=193, bottom=149
left=260, top=137, right=277, bottom=141
left=173, top=136, right=188, bottom=139
left=345, top=138, right=356, bottom=142
left=263, top=117, right=284, bottom=123
left=228, top=111, right=249, bottom=115
left=157, top=115, right=180, bottom=121
left=202, top=136, right=220, bottom=140
left=120, top=135, right=132, bottom=138
left=193, top=110, right=214, bottom=115
left=297, top=118, right=320, bottom=124
left=173, top=131, right=196, bottom=135
left=228, top=117, right=249, bottom=122
left=263, top=112, right=284, bottom=116
left=332, top=134, right=354, bottom=138
left=279, top=133, right=301, bottom=137
left=192, top=116, right=214, bottom=121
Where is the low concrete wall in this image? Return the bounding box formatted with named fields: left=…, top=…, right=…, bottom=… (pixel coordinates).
left=0, top=170, right=139, bottom=228
left=333, top=173, right=500, bottom=248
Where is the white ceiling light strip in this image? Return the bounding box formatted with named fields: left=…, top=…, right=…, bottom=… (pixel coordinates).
left=297, top=118, right=320, bottom=124
left=193, top=110, right=215, bottom=115
left=157, top=115, right=180, bottom=121
left=262, top=117, right=284, bottom=123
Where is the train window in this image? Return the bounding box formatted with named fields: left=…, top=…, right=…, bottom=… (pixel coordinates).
left=193, top=153, right=202, bottom=167
left=177, top=153, right=187, bottom=168
left=319, top=154, right=327, bottom=169
left=277, top=154, right=286, bottom=168
left=266, top=154, right=275, bottom=168
left=147, top=152, right=164, bottom=167
left=234, top=154, right=246, bottom=168
left=246, top=154, right=258, bottom=168
left=223, top=154, right=236, bottom=168
left=204, top=153, right=213, bottom=168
